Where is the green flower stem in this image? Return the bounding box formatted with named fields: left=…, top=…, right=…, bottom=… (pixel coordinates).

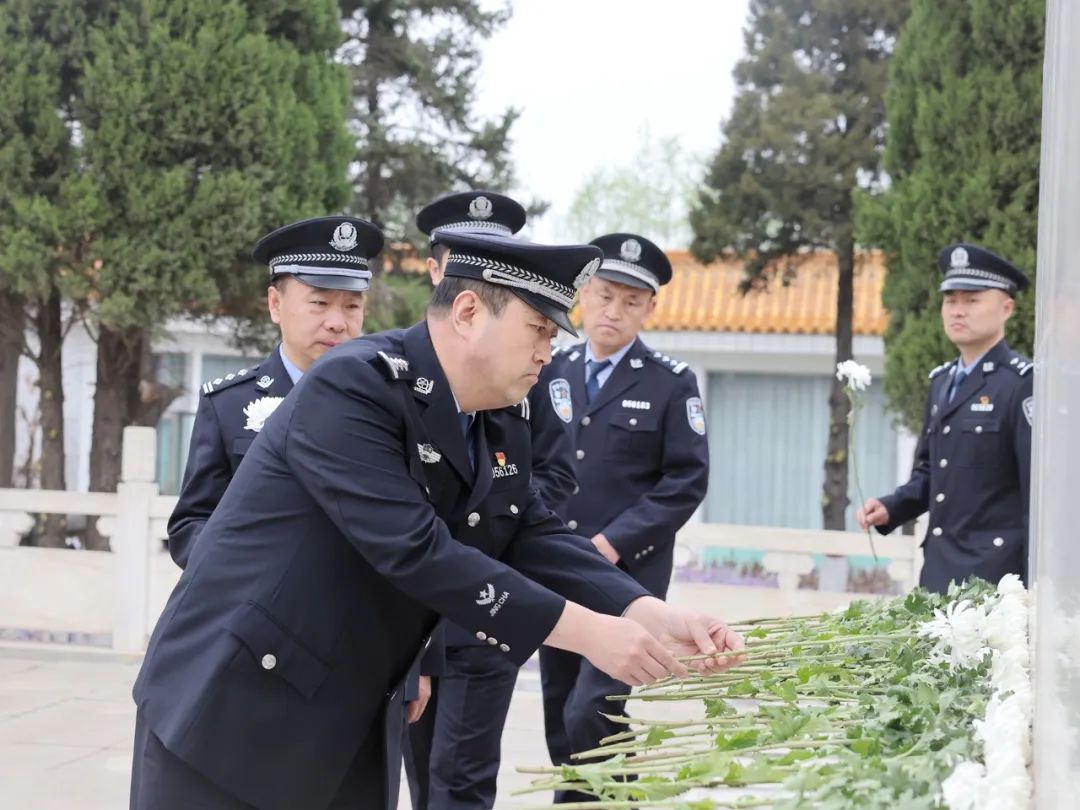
left=845, top=386, right=878, bottom=561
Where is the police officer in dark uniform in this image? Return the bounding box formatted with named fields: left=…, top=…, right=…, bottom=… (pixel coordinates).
left=130, top=227, right=744, bottom=810
left=407, top=192, right=577, bottom=810
left=167, top=216, right=380, bottom=570
left=857, top=243, right=1033, bottom=594
left=539, top=233, right=711, bottom=802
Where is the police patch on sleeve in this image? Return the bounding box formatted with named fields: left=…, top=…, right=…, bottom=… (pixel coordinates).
left=686, top=397, right=706, bottom=435
left=549, top=378, right=573, bottom=424
left=1022, top=396, right=1033, bottom=427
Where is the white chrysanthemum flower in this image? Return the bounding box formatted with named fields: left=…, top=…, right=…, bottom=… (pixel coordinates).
left=996, top=573, right=1027, bottom=599
left=941, top=760, right=987, bottom=810
left=836, top=360, right=873, bottom=392
left=985, top=594, right=1028, bottom=651
left=918, top=599, right=990, bottom=670
left=243, top=396, right=285, bottom=433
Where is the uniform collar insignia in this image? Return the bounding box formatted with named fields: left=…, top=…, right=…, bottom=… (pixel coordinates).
left=256, top=375, right=274, bottom=390
left=417, top=443, right=442, bottom=463
left=629, top=358, right=644, bottom=369
left=414, top=377, right=434, bottom=395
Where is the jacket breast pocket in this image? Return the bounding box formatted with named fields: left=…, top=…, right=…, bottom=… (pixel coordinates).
left=608, top=411, right=661, bottom=455
left=956, top=418, right=1002, bottom=468
left=224, top=601, right=330, bottom=700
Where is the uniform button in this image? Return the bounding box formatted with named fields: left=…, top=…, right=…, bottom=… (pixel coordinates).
left=932, top=527, right=943, bottom=537
left=261, top=654, right=277, bottom=670
left=629, top=418, right=638, bottom=426
left=573, top=485, right=580, bottom=495
left=943, top=425, right=951, bottom=435
left=648, top=545, right=655, bottom=552
left=487, top=637, right=498, bottom=646
left=510, top=504, right=519, bottom=515
left=939, top=459, right=948, bottom=468
left=975, top=425, right=983, bottom=434
left=581, top=416, right=591, bottom=426
left=475, top=631, right=487, bottom=641
left=576, top=449, right=585, bottom=460
left=634, top=552, right=641, bottom=560
left=467, top=512, right=480, bottom=527
left=425, top=486, right=431, bottom=495
left=936, top=493, right=945, bottom=503
left=993, top=537, right=1005, bottom=548
left=499, top=643, right=510, bottom=652
left=567, top=520, right=578, bottom=530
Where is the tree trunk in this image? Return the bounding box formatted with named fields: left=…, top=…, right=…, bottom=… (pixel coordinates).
left=0, top=293, right=24, bottom=488
left=35, top=289, right=68, bottom=547
left=86, top=326, right=141, bottom=550
left=86, top=326, right=182, bottom=550
left=822, top=233, right=856, bottom=531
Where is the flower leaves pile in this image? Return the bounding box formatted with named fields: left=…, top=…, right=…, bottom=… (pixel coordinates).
left=517, top=577, right=1031, bottom=809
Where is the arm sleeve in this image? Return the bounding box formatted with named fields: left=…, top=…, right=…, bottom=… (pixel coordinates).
left=602, top=372, right=710, bottom=559
left=527, top=381, right=576, bottom=515
left=166, top=395, right=230, bottom=569
left=878, top=388, right=934, bottom=535
left=284, top=355, right=643, bottom=666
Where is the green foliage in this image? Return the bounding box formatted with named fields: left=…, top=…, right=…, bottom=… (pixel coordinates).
left=77, top=0, right=351, bottom=332
left=564, top=128, right=703, bottom=247
left=363, top=271, right=430, bottom=333
left=690, top=0, right=910, bottom=275
left=340, top=0, right=540, bottom=256
left=857, top=0, right=1044, bottom=430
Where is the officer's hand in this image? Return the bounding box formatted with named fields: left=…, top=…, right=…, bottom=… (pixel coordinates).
left=545, top=602, right=688, bottom=686
left=625, top=596, right=745, bottom=675
left=405, top=675, right=431, bottom=724
left=591, top=533, right=620, bottom=564
left=856, top=498, right=889, bottom=530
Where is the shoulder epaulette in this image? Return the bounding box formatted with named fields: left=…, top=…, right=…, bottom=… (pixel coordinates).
left=376, top=351, right=413, bottom=381
left=202, top=365, right=257, bottom=396
left=1007, top=355, right=1034, bottom=377
left=928, top=361, right=955, bottom=381
left=649, top=350, right=688, bottom=375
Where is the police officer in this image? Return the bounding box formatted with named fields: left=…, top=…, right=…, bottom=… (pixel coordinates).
left=130, top=228, right=744, bottom=810
left=407, top=192, right=577, bottom=810
left=857, top=243, right=1033, bottom=594
left=167, top=215, right=379, bottom=570
left=539, top=233, right=711, bottom=802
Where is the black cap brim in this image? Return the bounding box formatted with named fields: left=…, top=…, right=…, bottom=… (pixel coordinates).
left=506, top=289, right=577, bottom=337
left=291, top=273, right=370, bottom=293
left=595, top=268, right=656, bottom=292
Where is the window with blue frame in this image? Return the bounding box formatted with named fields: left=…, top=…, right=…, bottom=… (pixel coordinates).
left=703, top=371, right=899, bottom=531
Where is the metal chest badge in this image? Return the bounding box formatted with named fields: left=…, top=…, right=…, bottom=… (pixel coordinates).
left=549, top=378, right=573, bottom=424
left=686, top=397, right=706, bottom=436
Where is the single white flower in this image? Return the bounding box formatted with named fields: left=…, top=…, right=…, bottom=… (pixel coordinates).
left=918, top=599, right=990, bottom=670
left=836, top=360, right=872, bottom=392
left=941, top=760, right=987, bottom=810
left=996, top=573, right=1027, bottom=599
left=984, top=595, right=1028, bottom=655
left=243, top=396, right=285, bottom=432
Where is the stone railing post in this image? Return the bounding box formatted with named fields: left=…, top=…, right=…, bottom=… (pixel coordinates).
left=112, top=426, right=158, bottom=651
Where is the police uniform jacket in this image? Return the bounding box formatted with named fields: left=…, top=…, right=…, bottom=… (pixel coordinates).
left=545, top=338, right=710, bottom=597
left=877, top=339, right=1033, bottom=593
left=166, top=347, right=293, bottom=570
left=443, top=361, right=577, bottom=650
left=133, top=322, right=647, bottom=810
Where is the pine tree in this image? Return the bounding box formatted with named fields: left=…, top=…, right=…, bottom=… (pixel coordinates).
left=858, top=0, right=1044, bottom=430
left=73, top=0, right=352, bottom=544
left=690, top=0, right=910, bottom=529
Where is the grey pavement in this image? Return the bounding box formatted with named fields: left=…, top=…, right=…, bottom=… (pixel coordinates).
left=0, top=643, right=556, bottom=810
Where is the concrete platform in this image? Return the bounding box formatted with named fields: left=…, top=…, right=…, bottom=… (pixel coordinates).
left=0, top=643, right=555, bottom=809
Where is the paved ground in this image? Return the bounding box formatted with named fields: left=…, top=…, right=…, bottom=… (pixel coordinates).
left=0, top=643, right=556, bottom=809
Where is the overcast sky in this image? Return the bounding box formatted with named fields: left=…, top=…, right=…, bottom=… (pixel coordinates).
left=473, top=0, right=752, bottom=244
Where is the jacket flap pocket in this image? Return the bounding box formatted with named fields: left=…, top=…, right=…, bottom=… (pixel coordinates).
left=231, top=436, right=255, bottom=455
left=225, top=601, right=329, bottom=699
left=959, top=418, right=1000, bottom=434
left=610, top=411, right=660, bottom=432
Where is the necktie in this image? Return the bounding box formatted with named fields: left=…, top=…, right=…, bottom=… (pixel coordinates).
left=948, top=369, right=968, bottom=403
left=585, top=359, right=611, bottom=404
left=459, top=412, right=476, bottom=472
